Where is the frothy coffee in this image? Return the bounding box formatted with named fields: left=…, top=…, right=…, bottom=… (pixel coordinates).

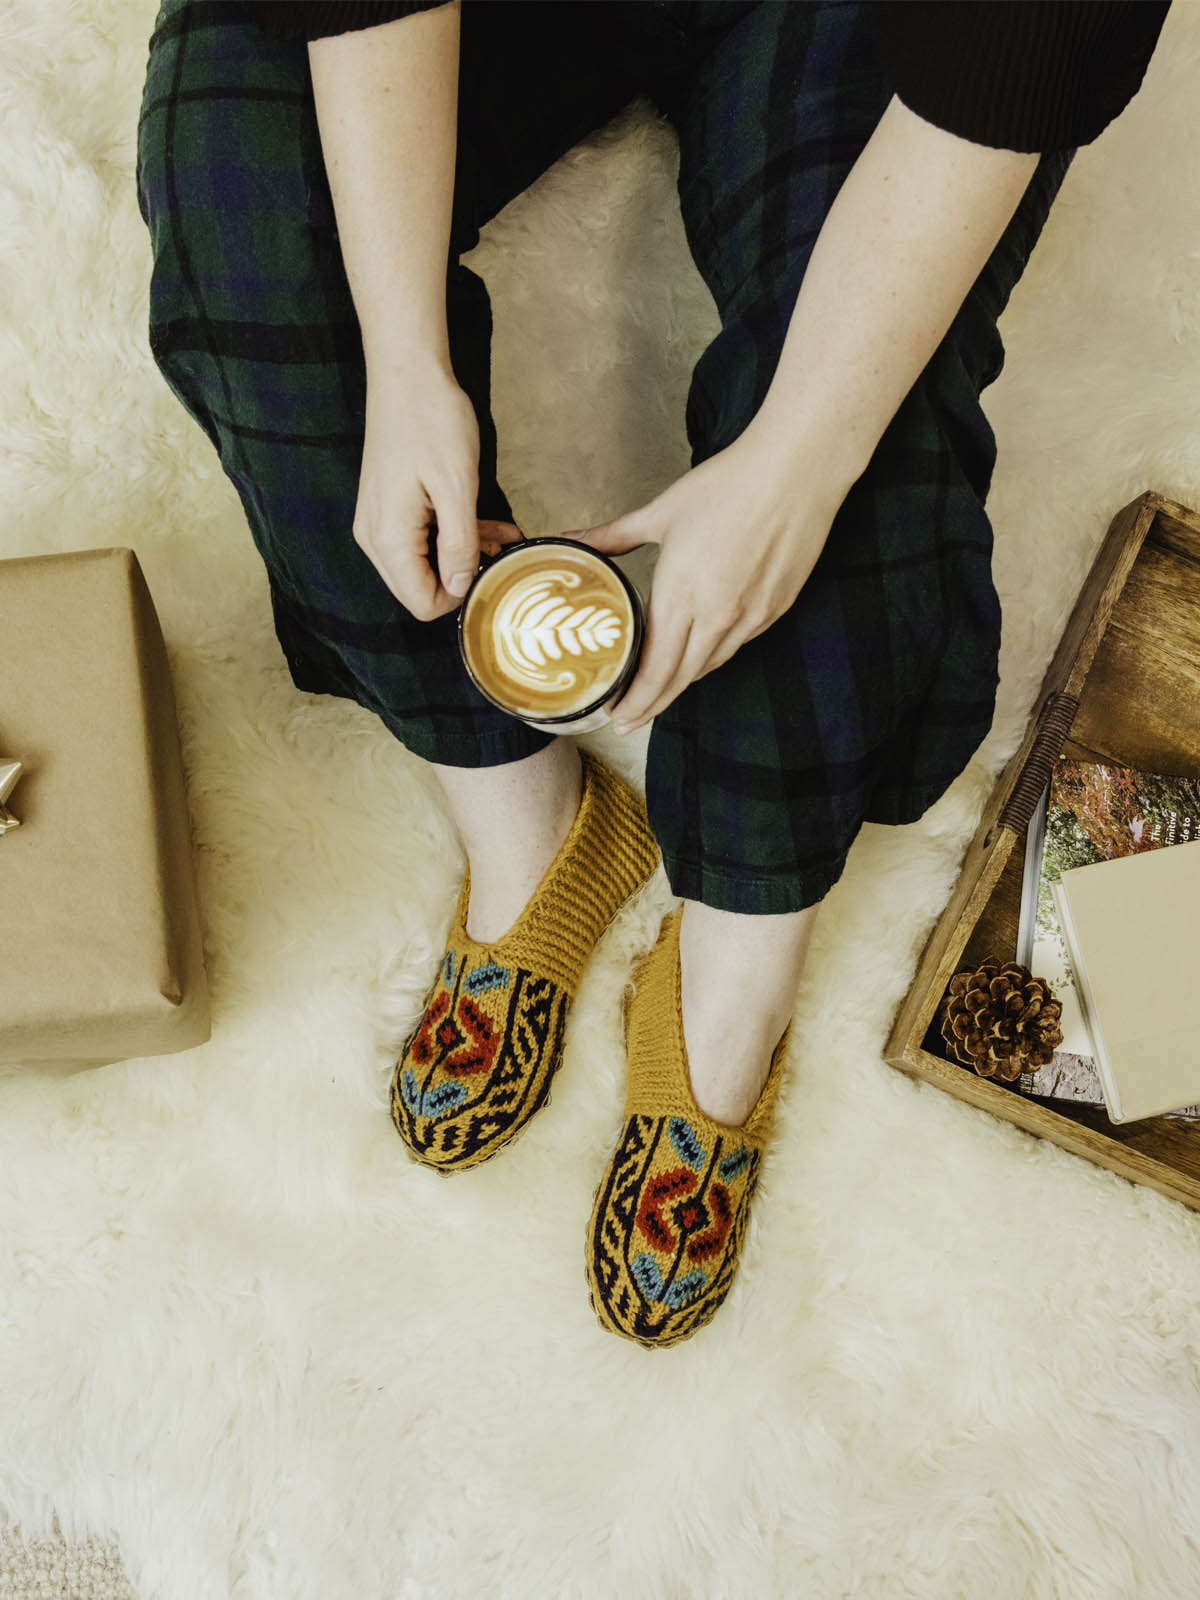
left=460, top=540, right=636, bottom=721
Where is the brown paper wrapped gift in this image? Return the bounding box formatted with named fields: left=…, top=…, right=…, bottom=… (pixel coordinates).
left=0, top=546, right=210, bottom=1068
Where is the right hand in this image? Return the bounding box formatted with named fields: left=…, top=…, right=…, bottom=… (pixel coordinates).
left=352, top=363, right=520, bottom=622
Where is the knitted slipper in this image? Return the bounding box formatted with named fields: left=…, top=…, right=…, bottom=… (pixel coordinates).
left=390, top=751, right=659, bottom=1173
left=585, top=905, right=791, bottom=1348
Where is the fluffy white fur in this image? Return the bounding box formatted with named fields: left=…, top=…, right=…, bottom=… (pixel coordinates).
left=2, top=3, right=1200, bottom=1597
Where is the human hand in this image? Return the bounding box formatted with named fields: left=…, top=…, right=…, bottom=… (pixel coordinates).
left=353, top=364, right=521, bottom=622
left=563, top=431, right=852, bottom=733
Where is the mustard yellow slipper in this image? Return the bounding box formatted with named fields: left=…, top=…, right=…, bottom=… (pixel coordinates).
left=390, top=751, right=660, bottom=1173
left=585, top=906, right=791, bottom=1348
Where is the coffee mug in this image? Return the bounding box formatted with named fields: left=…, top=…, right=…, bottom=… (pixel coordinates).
left=457, top=536, right=646, bottom=734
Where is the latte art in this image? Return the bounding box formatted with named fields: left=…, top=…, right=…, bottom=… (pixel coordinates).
left=460, top=540, right=640, bottom=723
left=492, top=572, right=625, bottom=697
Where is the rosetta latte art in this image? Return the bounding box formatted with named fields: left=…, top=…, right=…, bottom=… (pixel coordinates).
left=491, top=571, right=627, bottom=699
left=460, top=541, right=638, bottom=721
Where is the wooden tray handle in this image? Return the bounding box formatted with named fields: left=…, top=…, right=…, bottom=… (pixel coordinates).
left=996, top=689, right=1080, bottom=840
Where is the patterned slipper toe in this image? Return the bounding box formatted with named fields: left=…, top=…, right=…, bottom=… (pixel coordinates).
left=585, top=906, right=791, bottom=1347
left=390, top=751, right=660, bottom=1173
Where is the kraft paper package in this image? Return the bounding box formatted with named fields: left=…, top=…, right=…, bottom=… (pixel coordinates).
left=0, top=546, right=210, bottom=1070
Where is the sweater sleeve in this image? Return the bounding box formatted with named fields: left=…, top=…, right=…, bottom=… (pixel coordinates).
left=867, top=0, right=1172, bottom=153
left=237, top=2, right=455, bottom=43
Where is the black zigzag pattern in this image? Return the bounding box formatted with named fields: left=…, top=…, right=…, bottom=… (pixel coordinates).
left=590, top=1116, right=655, bottom=1300
left=446, top=975, right=568, bottom=1165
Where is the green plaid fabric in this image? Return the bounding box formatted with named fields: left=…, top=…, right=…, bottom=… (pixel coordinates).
left=136, top=0, right=1074, bottom=913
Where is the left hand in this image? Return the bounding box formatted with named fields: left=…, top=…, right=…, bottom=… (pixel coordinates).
left=561, top=430, right=851, bottom=733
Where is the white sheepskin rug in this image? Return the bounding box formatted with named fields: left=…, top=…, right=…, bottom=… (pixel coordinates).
left=3, top=3, right=1200, bottom=1597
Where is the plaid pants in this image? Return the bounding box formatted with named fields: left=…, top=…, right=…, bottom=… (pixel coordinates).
left=136, top=0, right=1073, bottom=913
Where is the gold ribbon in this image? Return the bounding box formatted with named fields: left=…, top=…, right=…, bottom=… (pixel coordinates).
left=0, top=758, right=22, bottom=834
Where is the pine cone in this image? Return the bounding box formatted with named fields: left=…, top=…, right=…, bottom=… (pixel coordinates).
left=937, top=958, right=1064, bottom=1081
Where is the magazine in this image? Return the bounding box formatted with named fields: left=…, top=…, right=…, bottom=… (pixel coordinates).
left=1014, top=757, right=1200, bottom=1121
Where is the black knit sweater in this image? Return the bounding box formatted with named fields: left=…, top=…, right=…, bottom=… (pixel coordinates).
left=237, top=0, right=1172, bottom=153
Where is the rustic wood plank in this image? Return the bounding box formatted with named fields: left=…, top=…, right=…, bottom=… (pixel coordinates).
left=1070, top=517, right=1200, bottom=772
left=1046, top=491, right=1162, bottom=703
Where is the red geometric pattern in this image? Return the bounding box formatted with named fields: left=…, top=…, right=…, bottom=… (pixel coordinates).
left=409, top=990, right=498, bottom=1079
left=635, top=1167, right=697, bottom=1253
left=685, top=1182, right=733, bottom=1263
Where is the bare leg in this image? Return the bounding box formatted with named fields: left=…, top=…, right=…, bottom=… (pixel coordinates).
left=679, top=897, right=822, bottom=1125
left=429, top=737, right=583, bottom=942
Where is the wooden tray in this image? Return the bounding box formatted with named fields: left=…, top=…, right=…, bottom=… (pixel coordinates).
left=883, top=490, right=1200, bottom=1212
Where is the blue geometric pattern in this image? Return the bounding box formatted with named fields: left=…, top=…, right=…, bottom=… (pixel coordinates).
left=464, top=960, right=511, bottom=996
left=663, top=1270, right=709, bottom=1309
left=630, top=1253, right=665, bottom=1301
left=630, top=1252, right=709, bottom=1308
left=718, top=1146, right=751, bottom=1181
left=399, top=1066, right=467, bottom=1121
left=442, top=951, right=457, bottom=986
left=668, top=1117, right=705, bottom=1169
left=422, top=1079, right=468, bottom=1119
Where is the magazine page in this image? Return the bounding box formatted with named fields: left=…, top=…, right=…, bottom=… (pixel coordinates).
left=1018, top=758, right=1200, bottom=1119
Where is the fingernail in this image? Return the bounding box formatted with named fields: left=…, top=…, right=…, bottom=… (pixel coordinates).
left=447, top=571, right=474, bottom=597
left=612, top=720, right=632, bottom=735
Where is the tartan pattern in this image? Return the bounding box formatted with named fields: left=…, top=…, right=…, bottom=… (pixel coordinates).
left=135, top=0, right=541, bottom=768
left=136, top=0, right=1075, bottom=913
